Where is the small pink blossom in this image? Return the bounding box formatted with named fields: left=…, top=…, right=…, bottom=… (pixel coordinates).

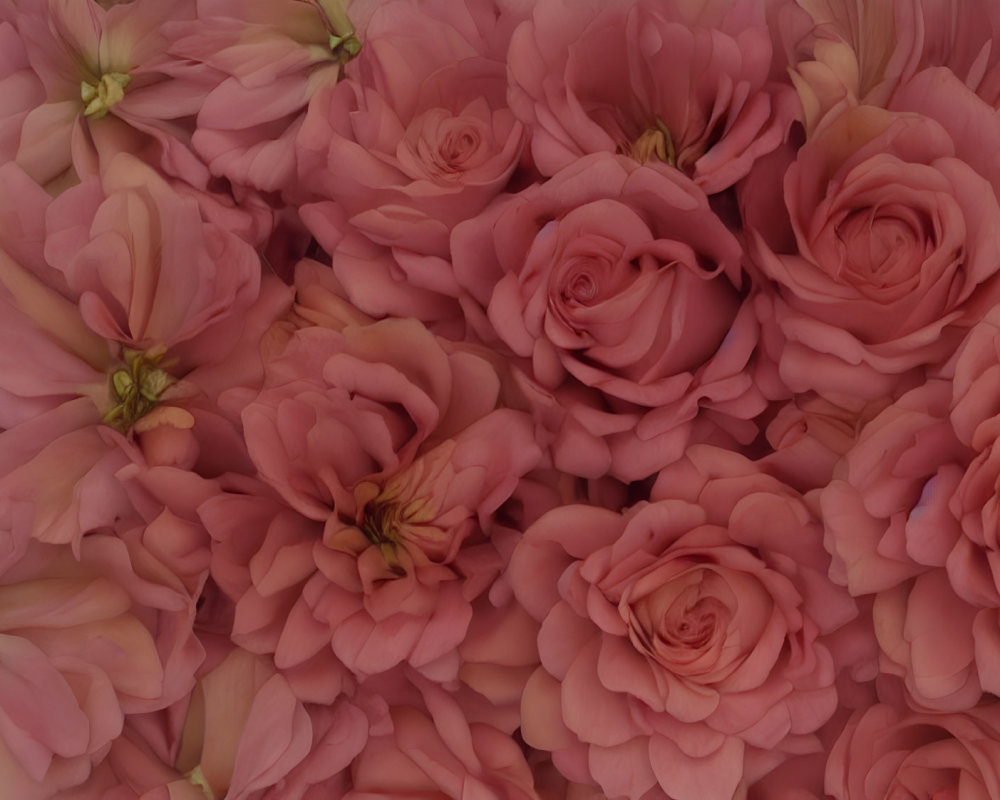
left=166, top=0, right=367, bottom=197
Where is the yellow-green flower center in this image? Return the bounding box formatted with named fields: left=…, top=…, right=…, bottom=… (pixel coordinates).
left=103, top=348, right=176, bottom=433
left=629, top=120, right=676, bottom=166
left=329, top=31, right=361, bottom=65
left=185, top=765, right=216, bottom=800
left=81, top=72, right=131, bottom=119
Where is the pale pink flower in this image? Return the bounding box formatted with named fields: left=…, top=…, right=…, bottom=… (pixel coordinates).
left=297, top=0, right=526, bottom=256
left=508, top=0, right=798, bottom=193
left=167, top=0, right=368, bottom=197
left=788, top=0, right=1000, bottom=133
left=748, top=102, right=1000, bottom=403
left=509, top=447, right=850, bottom=800
left=454, top=153, right=764, bottom=482
left=292, top=410, right=542, bottom=680
left=818, top=381, right=998, bottom=710
left=826, top=701, right=1000, bottom=799
left=10, top=0, right=208, bottom=192
left=343, top=669, right=541, bottom=800
left=0, top=528, right=206, bottom=797
left=43, top=152, right=261, bottom=358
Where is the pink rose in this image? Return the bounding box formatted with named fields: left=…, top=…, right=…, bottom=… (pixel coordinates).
left=826, top=702, right=1000, bottom=800
left=297, top=0, right=526, bottom=256
left=507, top=0, right=797, bottom=192
left=509, top=447, right=849, bottom=800
left=454, top=153, right=764, bottom=481
left=748, top=102, right=1000, bottom=403
left=818, top=381, right=1000, bottom=710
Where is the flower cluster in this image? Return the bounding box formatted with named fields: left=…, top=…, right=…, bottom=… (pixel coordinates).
left=3, top=0, right=1000, bottom=797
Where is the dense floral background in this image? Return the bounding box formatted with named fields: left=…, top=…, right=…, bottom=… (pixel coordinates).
left=3, top=0, right=1000, bottom=797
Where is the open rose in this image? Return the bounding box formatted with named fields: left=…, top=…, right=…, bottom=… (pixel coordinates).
left=748, top=102, right=1000, bottom=403
left=297, top=0, right=525, bottom=258
left=818, top=380, right=1000, bottom=711
left=509, top=447, right=850, bottom=800
left=454, top=153, right=763, bottom=481
left=826, top=702, right=1000, bottom=800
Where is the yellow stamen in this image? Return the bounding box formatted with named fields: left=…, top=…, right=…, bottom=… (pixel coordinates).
left=81, top=72, right=131, bottom=120
left=103, top=347, right=176, bottom=433
left=185, top=765, right=216, bottom=800
left=629, top=120, right=677, bottom=166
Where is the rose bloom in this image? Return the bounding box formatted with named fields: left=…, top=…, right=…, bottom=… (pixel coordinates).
left=297, top=0, right=526, bottom=256
left=454, top=153, right=763, bottom=482
left=826, top=701, right=1000, bottom=800
left=747, top=100, right=1000, bottom=404
left=508, top=0, right=796, bottom=193
left=818, top=379, right=1000, bottom=710
left=509, top=447, right=851, bottom=800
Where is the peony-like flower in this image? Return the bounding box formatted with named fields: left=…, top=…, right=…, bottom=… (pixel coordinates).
left=240, top=317, right=505, bottom=521
left=9, top=0, right=208, bottom=192
left=277, top=408, right=543, bottom=681
left=454, top=153, right=763, bottom=481
left=234, top=316, right=545, bottom=681
left=825, top=701, right=1000, bottom=800
left=748, top=102, right=1000, bottom=403
left=509, top=447, right=850, bottom=800
left=507, top=0, right=797, bottom=193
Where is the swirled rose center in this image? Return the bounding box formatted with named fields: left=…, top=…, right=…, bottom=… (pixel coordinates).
left=81, top=72, right=131, bottom=119
left=403, top=109, right=494, bottom=183
left=561, top=262, right=602, bottom=305
left=834, top=204, right=933, bottom=292
left=663, top=589, right=726, bottom=649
